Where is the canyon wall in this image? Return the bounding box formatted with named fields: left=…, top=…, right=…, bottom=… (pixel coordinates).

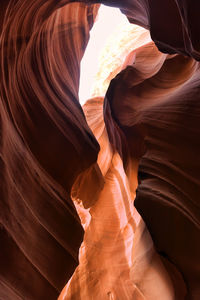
left=0, top=1, right=200, bottom=299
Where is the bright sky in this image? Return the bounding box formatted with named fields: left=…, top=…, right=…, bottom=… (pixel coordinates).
left=79, top=5, right=127, bottom=105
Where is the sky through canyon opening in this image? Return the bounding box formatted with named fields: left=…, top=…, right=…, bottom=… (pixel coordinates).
left=79, top=5, right=128, bottom=105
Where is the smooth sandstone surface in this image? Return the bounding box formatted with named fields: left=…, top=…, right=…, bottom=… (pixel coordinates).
left=0, top=1, right=200, bottom=299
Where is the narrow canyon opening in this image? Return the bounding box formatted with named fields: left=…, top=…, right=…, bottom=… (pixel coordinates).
left=79, top=5, right=129, bottom=105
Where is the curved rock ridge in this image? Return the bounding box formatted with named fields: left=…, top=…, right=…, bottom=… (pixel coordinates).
left=78, top=0, right=200, bottom=60
left=1, top=1, right=200, bottom=299
left=104, top=40, right=200, bottom=299
left=91, top=23, right=151, bottom=98
left=59, top=97, right=175, bottom=300
left=0, top=2, right=100, bottom=299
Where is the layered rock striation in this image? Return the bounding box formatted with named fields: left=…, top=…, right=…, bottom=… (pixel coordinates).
left=1, top=1, right=200, bottom=299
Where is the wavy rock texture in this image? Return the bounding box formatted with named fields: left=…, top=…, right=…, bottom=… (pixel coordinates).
left=0, top=2, right=100, bottom=300
left=91, top=23, right=151, bottom=98
left=104, top=41, right=200, bottom=299
left=1, top=1, right=200, bottom=300
left=93, top=0, right=200, bottom=60
left=59, top=97, right=175, bottom=300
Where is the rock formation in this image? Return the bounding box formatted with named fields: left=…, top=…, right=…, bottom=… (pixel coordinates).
left=0, top=1, right=200, bottom=299
left=0, top=2, right=100, bottom=299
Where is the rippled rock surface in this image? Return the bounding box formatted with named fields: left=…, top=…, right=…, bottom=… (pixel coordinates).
left=0, top=2, right=100, bottom=299
left=1, top=1, right=200, bottom=299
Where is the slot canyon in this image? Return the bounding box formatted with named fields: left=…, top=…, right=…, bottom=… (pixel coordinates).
left=0, top=1, right=200, bottom=299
